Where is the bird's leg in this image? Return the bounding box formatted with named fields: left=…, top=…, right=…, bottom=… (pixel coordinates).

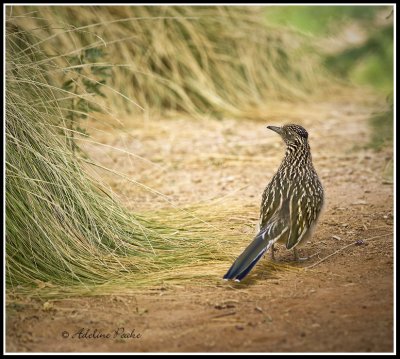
left=270, top=244, right=275, bottom=260
left=293, top=248, right=309, bottom=262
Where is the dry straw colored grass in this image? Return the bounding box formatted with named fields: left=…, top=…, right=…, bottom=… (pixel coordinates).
left=10, top=5, right=332, bottom=118
left=6, top=6, right=320, bottom=296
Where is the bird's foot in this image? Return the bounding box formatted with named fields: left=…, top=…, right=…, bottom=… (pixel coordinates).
left=293, top=248, right=320, bottom=262
left=270, top=244, right=278, bottom=261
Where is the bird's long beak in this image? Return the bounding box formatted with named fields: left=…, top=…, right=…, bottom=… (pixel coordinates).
left=267, top=125, right=283, bottom=135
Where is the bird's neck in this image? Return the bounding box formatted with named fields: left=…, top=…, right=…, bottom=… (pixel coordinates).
left=284, top=143, right=312, bottom=167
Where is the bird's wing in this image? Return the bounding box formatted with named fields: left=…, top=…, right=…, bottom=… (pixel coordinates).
left=285, top=182, right=324, bottom=249
left=262, top=197, right=291, bottom=244
left=259, top=177, right=287, bottom=228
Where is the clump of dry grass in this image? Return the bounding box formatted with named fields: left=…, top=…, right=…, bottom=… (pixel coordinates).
left=6, top=6, right=312, bottom=296
left=10, top=5, right=331, bottom=118
left=5, top=16, right=241, bottom=292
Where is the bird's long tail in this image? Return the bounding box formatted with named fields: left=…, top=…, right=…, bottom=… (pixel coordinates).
left=223, top=229, right=273, bottom=282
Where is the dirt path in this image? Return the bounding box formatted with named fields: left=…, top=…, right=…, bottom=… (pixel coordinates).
left=6, top=100, right=394, bottom=352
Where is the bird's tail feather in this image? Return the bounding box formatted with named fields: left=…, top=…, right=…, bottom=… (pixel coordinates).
left=223, top=230, right=272, bottom=281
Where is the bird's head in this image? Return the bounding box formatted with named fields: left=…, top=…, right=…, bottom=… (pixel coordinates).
left=267, top=124, right=309, bottom=147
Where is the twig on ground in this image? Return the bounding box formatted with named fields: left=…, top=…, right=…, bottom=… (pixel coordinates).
left=211, top=311, right=237, bottom=319
left=305, top=233, right=392, bottom=270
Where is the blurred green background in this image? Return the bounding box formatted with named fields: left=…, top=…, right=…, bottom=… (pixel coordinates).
left=265, top=5, right=393, bottom=150
left=265, top=5, right=393, bottom=95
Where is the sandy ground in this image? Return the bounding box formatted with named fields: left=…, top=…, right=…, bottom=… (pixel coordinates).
left=6, top=99, right=394, bottom=353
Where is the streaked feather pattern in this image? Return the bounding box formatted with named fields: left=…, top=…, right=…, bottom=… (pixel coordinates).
left=224, top=124, right=324, bottom=281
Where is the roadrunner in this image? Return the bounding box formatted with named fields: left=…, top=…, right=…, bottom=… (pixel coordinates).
left=223, top=124, right=324, bottom=282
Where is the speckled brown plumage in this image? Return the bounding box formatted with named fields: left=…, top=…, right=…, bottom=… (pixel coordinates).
left=224, top=124, right=324, bottom=282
